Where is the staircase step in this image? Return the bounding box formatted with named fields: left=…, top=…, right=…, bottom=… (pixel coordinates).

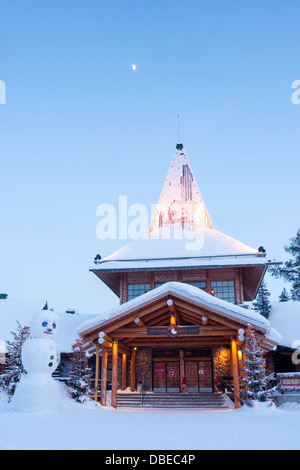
left=116, top=393, right=233, bottom=409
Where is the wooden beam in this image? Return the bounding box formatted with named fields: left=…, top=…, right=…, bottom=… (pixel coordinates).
left=118, top=343, right=131, bottom=356
left=114, top=327, right=147, bottom=334
left=138, top=307, right=170, bottom=325
left=111, top=341, right=118, bottom=409
left=167, top=299, right=182, bottom=325
left=149, top=313, right=171, bottom=326
left=99, top=331, right=113, bottom=343
left=130, top=338, right=231, bottom=347
left=134, top=317, right=145, bottom=327
left=130, top=347, right=136, bottom=391
left=174, top=299, right=245, bottom=331
left=98, top=338, right=112, bottom=349
left=101, top=347, right=108, bottom=406
left=104, top=300, right=169, bottom=334
left=231, top=337, right=241, bottom=409
left=94, top=345, right=100, bottom=402
left=113, top=325, right=235, bottom=339
left=122, top=354, right=127, bottom=391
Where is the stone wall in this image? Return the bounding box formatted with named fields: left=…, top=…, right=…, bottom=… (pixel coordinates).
left=213, top=346, right=231, bottom=378
left=135, top=347, right=152, bottom=391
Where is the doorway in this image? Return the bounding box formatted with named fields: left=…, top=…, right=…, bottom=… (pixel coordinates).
left=185, top=360, right=213, bottom=392
left=153, top=361, right=180, bottom=393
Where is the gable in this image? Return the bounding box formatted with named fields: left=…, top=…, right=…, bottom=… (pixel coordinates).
left=78, top=282, right=277, bottom=353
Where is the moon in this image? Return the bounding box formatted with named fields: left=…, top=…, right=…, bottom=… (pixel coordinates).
left=132, top=64, right=137, bottom=71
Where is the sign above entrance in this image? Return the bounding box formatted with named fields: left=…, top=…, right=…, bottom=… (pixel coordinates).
left=155, top=274, right=177, bottom=282
left=182, top=274, right=206, bottom=281
left=147, top=325, right=199, bottom=337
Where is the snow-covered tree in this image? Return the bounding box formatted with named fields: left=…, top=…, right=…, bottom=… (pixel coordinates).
left=270, top=228, right=300, bottom=301
left=252, top=279, right=271, bottom=319
left=239, top=325, right=269, bottom=406
left=67, top=333, right=92, bottom=403
left=279, top=287, right=290, bottom=302
left=0, top=321, right=30, bottom=401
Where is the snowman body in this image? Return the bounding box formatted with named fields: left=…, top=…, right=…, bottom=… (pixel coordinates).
left=13, top=309, right=61, bottom=412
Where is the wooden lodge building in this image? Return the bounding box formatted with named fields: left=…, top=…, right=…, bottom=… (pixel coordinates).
left=78, top=142, right=279, bottom=409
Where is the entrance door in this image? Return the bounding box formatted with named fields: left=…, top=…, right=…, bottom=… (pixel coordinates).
left=153, top=362, right=166, bottom=392
left=153, top=361, right=180, bottom=393
left=185, top=361, right=198, bottom=392
left=166, top=361, right=180, bottom=393
left=198, top=360, right=213, bottom=392
left=185, top=360, right=213, bottom=393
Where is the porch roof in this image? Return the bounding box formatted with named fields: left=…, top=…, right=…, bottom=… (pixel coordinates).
left=78, top=282, right=280, bottom=352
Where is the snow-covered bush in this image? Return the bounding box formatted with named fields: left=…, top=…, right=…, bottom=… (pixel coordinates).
left=239, top=325, right=273, bottom=407
left=67, top=333, right=92, bottom=403
left=0, top=321, right=30, bottom=401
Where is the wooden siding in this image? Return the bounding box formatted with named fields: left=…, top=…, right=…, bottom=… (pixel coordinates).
left=121, top=267, right=243, bottom=305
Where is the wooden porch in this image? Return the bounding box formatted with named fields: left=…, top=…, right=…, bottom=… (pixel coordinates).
left=77, top=285, right=277, bottom=409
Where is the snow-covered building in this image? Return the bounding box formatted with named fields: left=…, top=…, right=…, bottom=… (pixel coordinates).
left=267, top=301, right=300, bottom=373
left=79, top=141, right=281, bottom=409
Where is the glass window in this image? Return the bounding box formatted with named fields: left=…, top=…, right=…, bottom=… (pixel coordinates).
left=211, top=281, right=235, bottom=303
left=128, top=283, right=151, bottom=300
left=60, top=362, right=72, bottom=379
left=186, top=281, right=206, bottom=289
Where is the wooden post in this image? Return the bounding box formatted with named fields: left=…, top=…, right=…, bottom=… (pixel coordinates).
left=100, top=347, right=108, bottom=406
left=94, top=345, right=100, bottom=402
left=131, top=347, right=136, bottom=391
left=231, top=337, right=241, bottom=409
left=111, top=340, right=118, bottom=409
left=180, top=349, right=185, bottom=392
left=122, top=353, right=127, bottom=391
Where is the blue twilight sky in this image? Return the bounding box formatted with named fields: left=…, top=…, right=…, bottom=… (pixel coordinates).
left=0, top=0, right=299, bottom=314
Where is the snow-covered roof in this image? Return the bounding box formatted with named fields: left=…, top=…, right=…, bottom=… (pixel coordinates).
left=78, top=281, right=279, bottom=343
left=0, top=298, right=96, bottom=353
left=269, top=301, right=300, bottom=349
left=92, top=228, right=266, bottom=272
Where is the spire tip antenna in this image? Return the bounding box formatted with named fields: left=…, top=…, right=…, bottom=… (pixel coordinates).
left=178, top=113, right=181, bottom=143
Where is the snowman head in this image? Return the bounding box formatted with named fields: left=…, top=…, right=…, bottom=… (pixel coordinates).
left=30, top=309, right=59, bottom=339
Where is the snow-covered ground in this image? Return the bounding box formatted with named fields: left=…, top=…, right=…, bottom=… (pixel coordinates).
left=1, top=386, right=300, bottom=450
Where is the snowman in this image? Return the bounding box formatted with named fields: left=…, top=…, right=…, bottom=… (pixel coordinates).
left=12, top=306, right=61, bottom=412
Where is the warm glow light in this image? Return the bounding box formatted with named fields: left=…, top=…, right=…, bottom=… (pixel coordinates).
left=210, top=289, right=215, bottom=296
left=238, top=350, right=242, bottom=360
left=170, top=314, right=176, bottom=325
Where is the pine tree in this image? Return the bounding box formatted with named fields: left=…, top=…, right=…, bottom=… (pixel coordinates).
left=239, top=325, right=269, bottom=406
left=67, top=333, right=92, bottom=403
left=279, top=287, right=290, bottom=302
left=252, top=279, right=271, bottom=319
left=0, top=321, right=30, bottom=401
left=270, top=228, right=300, bottom=300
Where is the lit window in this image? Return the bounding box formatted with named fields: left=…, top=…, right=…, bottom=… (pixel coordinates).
left=210, top=281, right=235, bottom=303
left=128, top=284, right=151, bottom=300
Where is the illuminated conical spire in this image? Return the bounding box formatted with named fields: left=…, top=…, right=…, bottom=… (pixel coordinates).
left=149, top=143, right=213, bottom=233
